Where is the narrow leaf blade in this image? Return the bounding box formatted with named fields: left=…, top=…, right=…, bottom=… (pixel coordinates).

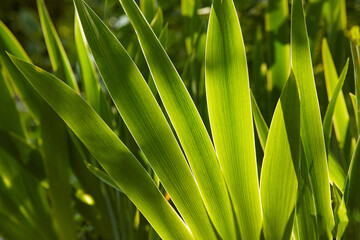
left=74, top=1, right=217, bottom=238
left=260, top=75, right=300, bottom=240
left=205, top=0, right=262, bottom=238
left=291, top=0, right=334, bottom=236
left=9, top=55, right=193, bottom=240
left=37, top=0, right=79, bottom=92
left=322, top=39, right=349, bottom=148
left=115, top=0, right=235, bottom=238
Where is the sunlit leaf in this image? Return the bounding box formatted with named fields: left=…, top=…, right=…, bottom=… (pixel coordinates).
left=291, top=0, right=334, bottom=236
left=9, top=54, right=193, bottom=240
left=260, top=75, right=300, bottom=240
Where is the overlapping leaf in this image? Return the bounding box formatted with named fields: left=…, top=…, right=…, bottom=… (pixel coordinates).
left=74, top=0, right=218, bottom=238
left=260, top=75, right=300, bottom=240
left=37, top=0, right=79, bottom=92
left=291, top=0, right=334, bottom=237
left=114, top=0, right=235, bottom=238
left=9, top=55, right=192, bottom=240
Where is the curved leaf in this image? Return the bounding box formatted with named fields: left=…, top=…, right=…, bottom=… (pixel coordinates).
left=74, top=1, right=218, bottom=239
left=93, top=0, right=234, bottom=237
left=9, top=55, right=193, bottom=240
left=0, top=21, right=43, bottom=120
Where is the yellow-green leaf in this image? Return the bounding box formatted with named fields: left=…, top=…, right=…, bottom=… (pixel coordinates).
left=260, top=74, right=300, bottom=240
left=9, top=54, right=193, bottom=240
left=291, top=0, right=334, bottom=236
left=206, top=0, right=262, bottom=238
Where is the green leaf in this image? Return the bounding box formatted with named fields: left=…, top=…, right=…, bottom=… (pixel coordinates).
left=140, top=0, right=156, bottom=22
left=350, top=93, right=357, bottom=128
left=205, top=0, right=262, bottom=238
left=343, top=138, right=360, bottom=238
left=328, top=153, right=346, bottom=192
left=0, top=21, right=44, bottom=121
left=74, top=1, right=218, bottom=239
left=75, top=14, right=100, bottom=112
left=294, top=144, right=318, bottom=240
left=251, top=90, right=269, bottom=151
left=335, top=195, right=348, bottom=239
left=291, top=0, right=334, bottom=237
left=322, top=39, right=349, bottom=148
left=114, top=0, right=236, bottom=238
left=323, top=59, right=349, bottom=150
left=150, top=8, right=163, bottom=36
left=85, top=161, right=124, bottom=193
left=265, top=0, right=290, bottom=89
left=350, top=26, right=360, bottom=136
left=9, top=54, right=193, bottom=240
left=260, top=74, right=300, bottom=240
left=37, top=0, right=79, bottom=92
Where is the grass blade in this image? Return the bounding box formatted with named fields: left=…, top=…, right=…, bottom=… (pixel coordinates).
left=75, top=14, right=100, bottom=111
left=115, top=0, right=236, bottom=238
left=291, top=0, right=334, bottom=236
left=37, top=0, right=79, bottom=92
left=350, top=26, right=360, bottom=136
left=85, top=161, right=124, bottom=193
left=205, top=0, right=262, bottom=238
left=251, top=91, right=269, bottom=151
left=322, top=39, right=349, bottom=148
left=74, top=1, right=218, bottom=238
left=0, top=21, right=43, bottom=120
left=323, top=59, right=349, bottom=150
left=328, top=153, right=346, bottom=191
left=294, top=144, right=318, bottom=240
left=9, top=54, right=193, bottom=240
left=350, top=93, right=357, bottom=129
left=260, top=75, right=300, bottom=240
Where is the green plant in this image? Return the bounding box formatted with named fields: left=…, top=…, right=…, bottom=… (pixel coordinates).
left=0, top=0, right=360, bottom=239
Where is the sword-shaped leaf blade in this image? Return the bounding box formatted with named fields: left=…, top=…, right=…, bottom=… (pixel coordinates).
left=74, top=1, right=217, bottom=238
left=291, top=0, right=334, bottom=237
left=206, top=0, right=262, bottom=238
left=37, top=0, right=79, bottom=92
left=260, top=74, right=300, bottom=240
left=116, top=0, right=235, bottom=238
left=9, top=55, right=193, bottom=240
